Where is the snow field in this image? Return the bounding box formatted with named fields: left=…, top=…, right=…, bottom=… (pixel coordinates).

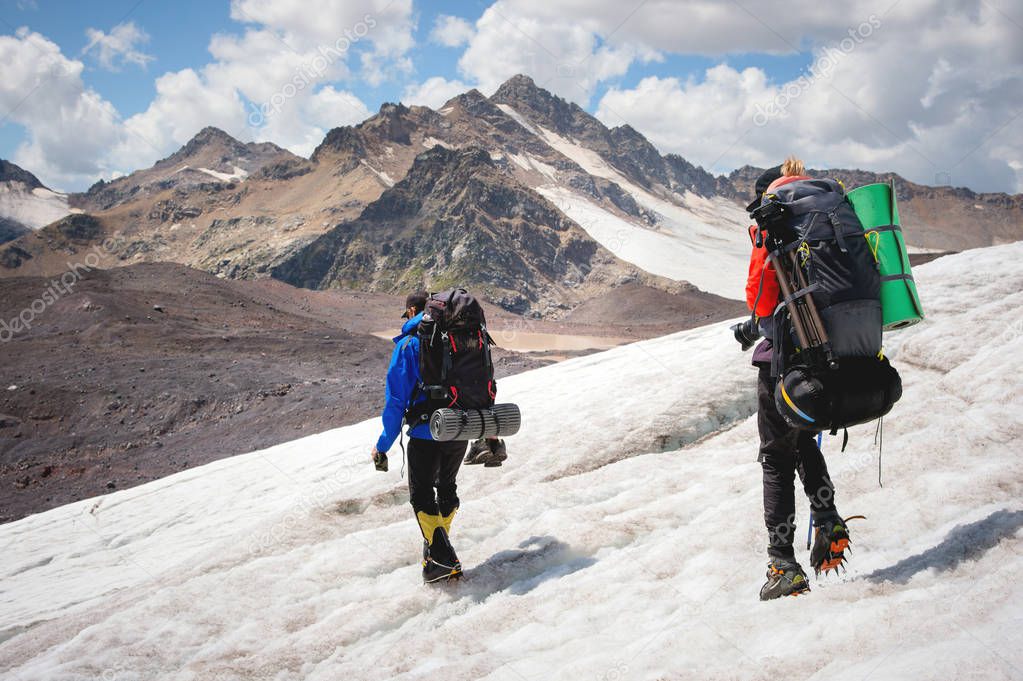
left=533, top=125, right=750, bottom=298
left=1, top=244, right=1021, bottom=680
left=0, top=184, right=71, bottom=230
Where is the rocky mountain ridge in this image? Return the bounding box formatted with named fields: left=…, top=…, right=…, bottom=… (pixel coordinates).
left=1, top=75, right=1020, bottom=305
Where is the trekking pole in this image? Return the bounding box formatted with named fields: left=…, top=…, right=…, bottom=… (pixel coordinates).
left=807, top=432, right=823, bottom=550
left=787, top=251, right=837, bottom=369
left=766, top=249, right=813, bottom=352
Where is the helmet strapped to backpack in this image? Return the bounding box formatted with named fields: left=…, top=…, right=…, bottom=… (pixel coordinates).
left=751, top=178, right=902, bottom=433
left=405, top=289, right=496, bottom=428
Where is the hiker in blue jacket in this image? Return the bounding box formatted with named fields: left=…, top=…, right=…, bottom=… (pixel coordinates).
left=371, top=292, right=468, bottom=582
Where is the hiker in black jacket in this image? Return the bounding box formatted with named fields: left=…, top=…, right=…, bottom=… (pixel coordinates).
left=742, top=159, right=851, bottom=600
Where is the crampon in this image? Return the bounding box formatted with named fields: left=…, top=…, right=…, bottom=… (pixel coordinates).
left=810, top=514, right=865, bottom=577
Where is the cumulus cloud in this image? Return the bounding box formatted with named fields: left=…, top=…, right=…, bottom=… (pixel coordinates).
left=0, top=28, right=125, bottom=189
left=401, top=76, right=472, bottom=109
left=593, top=2, right=1023, bottom=192
left=82, top=21, right=154, bottom=71
left=456, top=0, right=659, bottom=104
left=230, top=0, right=414, bottom=85
left=430, top=15, right=475, bottom=48
left=2, top=1, right=415, bottom=189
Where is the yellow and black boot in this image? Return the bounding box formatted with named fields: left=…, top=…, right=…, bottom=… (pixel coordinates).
left=421, top=508, right=457, bottom=566
left=418, top=510, right=461, bottom=583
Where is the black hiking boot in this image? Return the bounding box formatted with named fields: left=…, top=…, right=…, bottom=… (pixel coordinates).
left=422, top=527, right=461, bottom=583
left=465, top=438, right=507, bottom=467
left=464, top=439, right=489, bottom=465
left=760, top=557, right=810, bottom=600
left=810, top=513, right=853, bottom=577
left=481, top=438, right=507, bottom=467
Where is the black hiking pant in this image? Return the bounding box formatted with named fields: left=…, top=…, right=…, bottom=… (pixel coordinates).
left=757, top=366, right=837, bottom=559
left=407, top=438, right=467, bottom=517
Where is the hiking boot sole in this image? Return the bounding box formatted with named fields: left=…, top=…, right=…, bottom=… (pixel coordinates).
left=423, top=568, right=462, bottom=583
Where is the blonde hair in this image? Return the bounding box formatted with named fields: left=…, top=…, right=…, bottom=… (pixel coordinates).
left=781, top=156, right=805, bottom=177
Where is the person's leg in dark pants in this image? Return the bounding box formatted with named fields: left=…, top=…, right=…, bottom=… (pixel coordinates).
left=407, top=438, right=442, bottom=517
left=407, top=438, right=467, bottom=579
left=758, top=366, right=841, bottom=556
left=758, top=367, right=801, bottom=559
left=435, top=441, right=465, bottom=520
left=795, top=431, right=837, bottom=519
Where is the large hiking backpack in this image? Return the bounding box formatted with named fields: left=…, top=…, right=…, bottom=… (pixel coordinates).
left=404, top=288, right=496, bottom=429
left=753, top=178, right=902, bottom=433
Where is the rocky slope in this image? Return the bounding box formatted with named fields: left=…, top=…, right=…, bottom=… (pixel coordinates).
left=0, top=262, right=571, bottom=523
left=272, top=144, right=695, bottom=315
left=72, top=127, right=303, bottom=212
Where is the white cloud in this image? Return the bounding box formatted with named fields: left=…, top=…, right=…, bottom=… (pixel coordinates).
left=116, top=0, right=414, bottom=165
left=401, top=76, right=471, bottom=109
left=1, top=1, right=418, bottom=190
left=82, top=21, right=154, bottom=71
left=430, top=15, right=475, bottom=48
left=229, top=0, right=414, bottom=84
left=0, top=28, right=125, bottom=189
left=593, top=3, right=1023, bottom=193
left=455, top=0, right=659, bottom=105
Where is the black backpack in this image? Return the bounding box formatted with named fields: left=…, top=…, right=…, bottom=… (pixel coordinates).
left=753, top=179, right=902, bottom=433
left=405, top=289, right=496, bottom=428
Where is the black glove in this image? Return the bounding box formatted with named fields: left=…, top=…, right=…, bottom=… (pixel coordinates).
left=372, top=448, right=388, bottom=472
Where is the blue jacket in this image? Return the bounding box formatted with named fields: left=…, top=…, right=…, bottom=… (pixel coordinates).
left=375, top=312, right=433, bottom=453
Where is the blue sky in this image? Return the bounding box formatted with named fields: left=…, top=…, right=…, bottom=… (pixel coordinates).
left=0, top=0, right=1018, bottom=194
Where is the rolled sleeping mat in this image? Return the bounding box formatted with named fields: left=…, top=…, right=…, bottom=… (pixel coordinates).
left=846, top=182, right=924, bottom=330
left=430, top=404, right=522, bottom=441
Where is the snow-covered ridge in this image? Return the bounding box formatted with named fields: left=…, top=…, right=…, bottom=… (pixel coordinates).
left=2, top=245, right=1021, bottom=679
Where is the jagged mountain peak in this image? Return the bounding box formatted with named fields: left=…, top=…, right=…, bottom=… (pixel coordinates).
left=490, top=74, right=584, bottom=128
left=441, top=88, right=490, bottom=111
left=491, top=74, right=544, bottom=101
left=166, top=126, right=249, bottom=164
left=310, top=126, right=364, bottom=164
left=0, top=160, right=44, bottom=189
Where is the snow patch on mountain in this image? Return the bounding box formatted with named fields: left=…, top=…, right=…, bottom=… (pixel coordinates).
left=422, top=136, right=455, bottom=149
left=174, top=164, right=249, bottom=183
left=0, top=184, right=72, bottom=230
left=495, top=103, right=541, bottom=136
left=1, top=245, right=1021, bottom=679
left=537, top=184, right=747, bottom=298
left=507, top=152, right=559, bottom=182
left=523, top=125, right=750, bottom=298
left=359, top=160, right=396, bottom=187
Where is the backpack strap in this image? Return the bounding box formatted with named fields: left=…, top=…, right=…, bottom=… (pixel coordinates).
left=826, top=209, right=850, bottom=253
left=440, top=331, right=453, bottom=381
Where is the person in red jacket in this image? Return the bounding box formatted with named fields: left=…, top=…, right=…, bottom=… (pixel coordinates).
left=744, top=157, right=847, bottom=601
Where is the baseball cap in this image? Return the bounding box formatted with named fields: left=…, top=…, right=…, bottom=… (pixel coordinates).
left=402, top=291, right=428, bottom=319
left=745, top=164, right=783, bottom=213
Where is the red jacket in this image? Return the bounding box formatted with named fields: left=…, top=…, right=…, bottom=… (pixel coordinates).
left=744, top=175, right=810, bottom=317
